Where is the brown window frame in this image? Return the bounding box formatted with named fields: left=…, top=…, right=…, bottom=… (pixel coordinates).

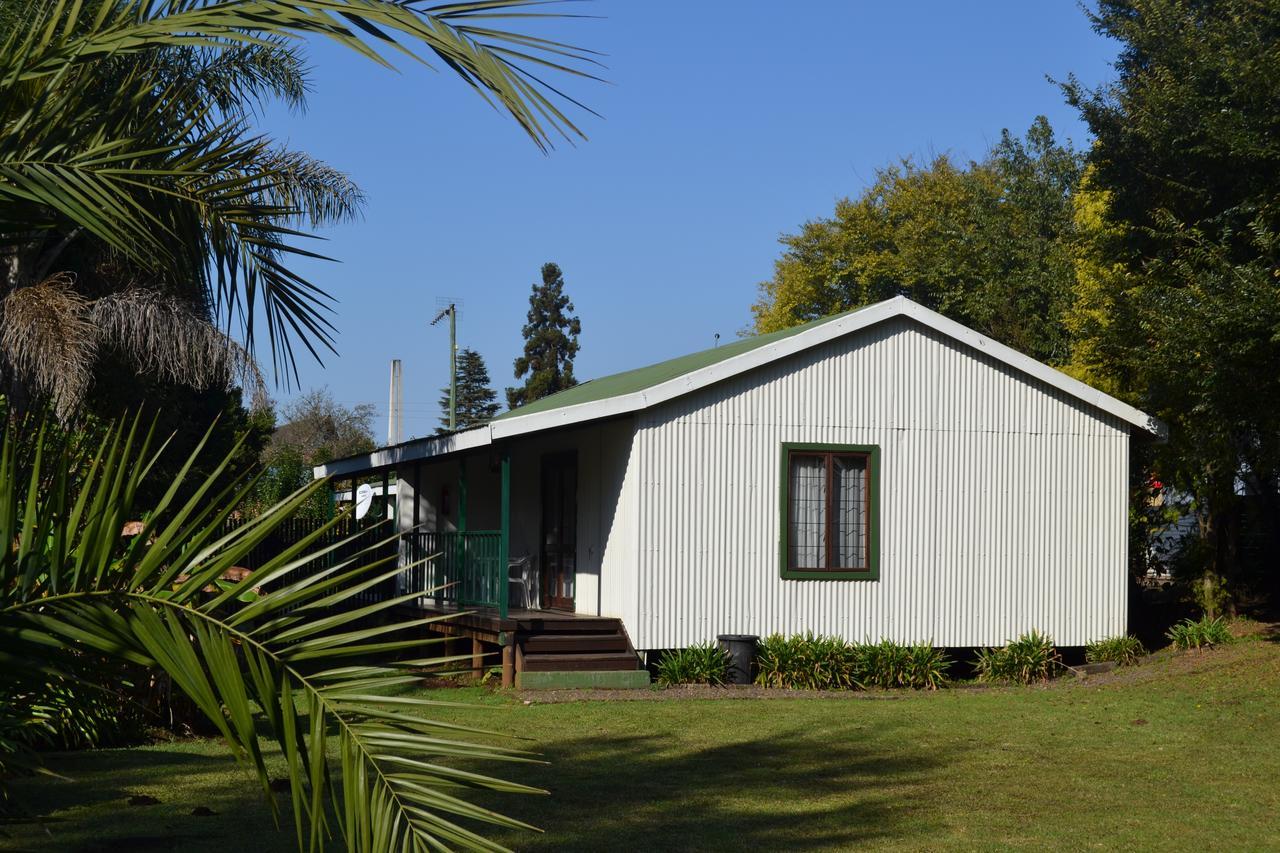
left=779, top=443, right=880, bottom=581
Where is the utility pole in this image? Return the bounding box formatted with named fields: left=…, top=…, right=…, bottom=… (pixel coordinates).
left=387, top=359, right=403, bottom=445
left=431, top=303, right=458, bottom=431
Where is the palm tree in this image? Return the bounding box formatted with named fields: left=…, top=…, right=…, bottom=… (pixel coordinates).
left=0, top=412, right=543, bottom=850
left=0, top=0, right=601, bottom=415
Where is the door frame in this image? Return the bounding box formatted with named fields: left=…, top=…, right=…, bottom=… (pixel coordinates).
left=540, top=450, right=578, bottom=612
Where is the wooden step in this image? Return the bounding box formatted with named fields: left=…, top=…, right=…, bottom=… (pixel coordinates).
left=517, top=617, right=621, bottom=634
left=520, top=652, right=640, bottom=672
left=522, top=632, right=629, bottom=654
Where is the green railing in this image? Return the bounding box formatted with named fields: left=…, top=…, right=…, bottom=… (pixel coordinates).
left=403, top=530, right=507, bottom=616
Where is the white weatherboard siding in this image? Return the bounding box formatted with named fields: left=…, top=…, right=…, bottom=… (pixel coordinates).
left=631, top=317, right=1130, bottom=649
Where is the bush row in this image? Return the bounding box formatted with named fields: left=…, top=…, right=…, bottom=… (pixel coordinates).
left=656, top=628, right=1179, bottom=689
left=755, top=634, right=951, bottom=690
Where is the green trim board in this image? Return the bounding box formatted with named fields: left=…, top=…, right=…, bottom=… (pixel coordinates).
left=494, top=309, right=856, bottom=421
left=778, top=442, right=881, bottom=581
left=499, top=451, right=510, bottom=620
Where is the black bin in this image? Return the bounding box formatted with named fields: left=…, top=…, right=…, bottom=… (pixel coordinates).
left=717, top=634, right=759, bottom=685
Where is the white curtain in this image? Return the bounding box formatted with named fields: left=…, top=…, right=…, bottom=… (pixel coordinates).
left=833, top=456, right=867, bottom=569
left=789, top=455, right=826, bottom=568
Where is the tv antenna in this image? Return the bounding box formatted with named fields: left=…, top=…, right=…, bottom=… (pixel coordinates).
left=431, top=299, right=464, bottom=431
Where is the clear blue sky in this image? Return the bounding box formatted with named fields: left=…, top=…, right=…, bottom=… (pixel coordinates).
left=257, top=1, right=1118, bottom=441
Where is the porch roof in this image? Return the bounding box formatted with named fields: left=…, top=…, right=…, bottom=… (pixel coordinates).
left=315, top=296, right=1165, bottom=480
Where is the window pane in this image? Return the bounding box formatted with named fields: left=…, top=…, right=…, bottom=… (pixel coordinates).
left=789, top=455, right=826, bottom=569
left=832, top=455, right=867, bottom=569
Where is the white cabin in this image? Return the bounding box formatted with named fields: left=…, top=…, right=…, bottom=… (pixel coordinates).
left=317, top=297, right=1162, bottom=683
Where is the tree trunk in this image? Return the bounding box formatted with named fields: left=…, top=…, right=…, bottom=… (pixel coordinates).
left=1254, top=473, right=1280, bottom=615
left=1198, top=500, right=1225, bottom=619
left=1221, top=496, right=1240, bottom=617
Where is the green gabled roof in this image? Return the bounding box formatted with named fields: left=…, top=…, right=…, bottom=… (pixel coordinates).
left=494, top=308, right=855, bottom=420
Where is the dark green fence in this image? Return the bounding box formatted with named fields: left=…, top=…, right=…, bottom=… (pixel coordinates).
left=220, top=516, right=397, bottom=606
left=402, top=530, right=506, bottom=614
left=217, top=519, right=506, bottom=615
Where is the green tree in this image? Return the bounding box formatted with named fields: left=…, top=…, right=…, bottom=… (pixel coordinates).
left=1061, top=0, right=1280, bottom=608
left=0, top=0, right=600, bottom=418
left=507, top=262, right=582, bottom=409
left=751, top=117, right=1082, bottom=364
left=243, top=388, right=376, bottom=519
left=439, top=347, right=500, bottom=432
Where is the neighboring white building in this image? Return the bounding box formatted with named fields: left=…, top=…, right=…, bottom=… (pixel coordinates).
left=317, top=297, right=1163, bottom=682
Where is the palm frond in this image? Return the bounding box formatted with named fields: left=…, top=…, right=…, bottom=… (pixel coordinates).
left=0, top=274, right=96, bottom=419
left=0, top=412, right=541, bottom=850
left=90, top=289, right=269, bottom=403
left=0, top=0, right=601, bottom=391
left=156, top=38, right=312, bottom=116
left=255, top=148, right=366, bottom=227
left=5, top=0, right=601, bottom=152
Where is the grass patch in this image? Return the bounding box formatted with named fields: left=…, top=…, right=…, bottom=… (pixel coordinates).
left=6, top=635, right=1280, bottom=851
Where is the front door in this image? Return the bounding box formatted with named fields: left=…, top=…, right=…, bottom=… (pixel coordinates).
left=540, top=452, right=577, bottom=611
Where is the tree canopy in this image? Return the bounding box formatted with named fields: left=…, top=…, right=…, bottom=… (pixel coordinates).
left=507, top=262, right=582, bottom=409
left=1061, top=0, right=1280, bottom=606
left=244, top=388, right=376, bottom=519
left=751, top=117, right=1082, bottom=365
left=440, top=347, right=500, bottom=433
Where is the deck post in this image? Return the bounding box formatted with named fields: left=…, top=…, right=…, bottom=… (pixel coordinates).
left=382, top=470, right=390, bottom=521
left=458, top=457, right=467, bottom=604
left=412, top=462, right=421, bottom=592
left=412, top=462, right=421, bottom=530
left=499, top=450, right=510, bottom=620
left=471, top=637, right=483, bottom=680
left=458, top=458, right=468, bottom=532
left=501, top=641, right=514, bottom=688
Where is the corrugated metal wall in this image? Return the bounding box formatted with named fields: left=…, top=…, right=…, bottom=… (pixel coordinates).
left=630, top=317, right=1131, bottom=649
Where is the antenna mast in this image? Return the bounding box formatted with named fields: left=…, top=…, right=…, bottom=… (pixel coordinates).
left=387, top=359, right=403, bottom=444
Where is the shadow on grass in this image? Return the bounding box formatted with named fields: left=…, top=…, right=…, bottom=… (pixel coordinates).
left=2, top=746, right=294, bottom=853
left=6, top=707, right=959, bottom=852
left=466, top=720, right=954, bottom=851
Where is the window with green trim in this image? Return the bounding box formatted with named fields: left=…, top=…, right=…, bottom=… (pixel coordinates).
left=780, top=443, right=879, bottom=580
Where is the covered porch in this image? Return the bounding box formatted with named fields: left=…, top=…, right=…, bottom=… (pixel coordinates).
left=317, top=417, right=645, bottom=688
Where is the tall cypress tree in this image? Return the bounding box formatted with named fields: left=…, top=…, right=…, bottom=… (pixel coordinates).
left=506, top=262, right=581, bottom=409
left=438, top=347, right=500, bottom=432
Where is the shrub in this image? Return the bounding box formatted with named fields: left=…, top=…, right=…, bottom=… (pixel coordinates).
left=857, top=640, right=952, bottom=690
left=754, top=633, right=861, bottom=690
left=974, top=631, right=1062, bottom=684
left=1166, top=615, right=1233, bottom=651
left=905, top=642, right=952, bottom=690
left=754, top=634, right=950, bottom=691
left=655, top=643, right=731, bottom=686
left=1085, top=635, right=1147, bottom=666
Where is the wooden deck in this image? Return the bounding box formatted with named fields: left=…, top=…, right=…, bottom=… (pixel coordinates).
left=406, top=605, right=642, bottom=687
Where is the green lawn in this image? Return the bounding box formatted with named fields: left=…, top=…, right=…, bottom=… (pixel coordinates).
left=5, top=635, right=1280, bottom=852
